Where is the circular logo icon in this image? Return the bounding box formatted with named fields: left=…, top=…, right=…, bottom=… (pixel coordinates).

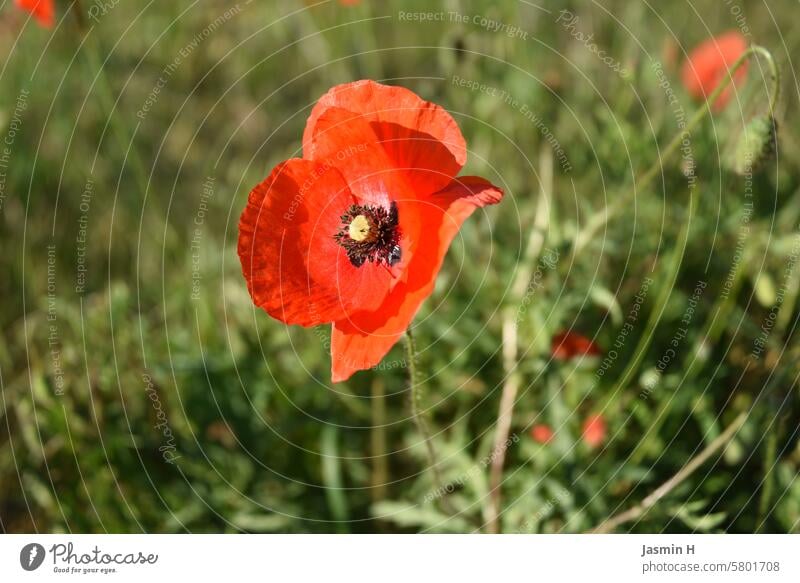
left=19, top=543, right=46, bottom=571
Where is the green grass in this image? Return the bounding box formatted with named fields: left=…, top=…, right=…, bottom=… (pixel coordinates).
left=1, top=0, right=800, bottom=533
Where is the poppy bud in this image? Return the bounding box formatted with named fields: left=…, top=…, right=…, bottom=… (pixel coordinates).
left=682, top=31, right=749, bottom=111
left=582, top=414, right=607, bottom=448
left=531, top=424, right=554, bottom=444
left=731, top=115, right=777, bottom=176
left=551, top=331, right=601, bottom=361
left=753, top=272, right=777, bottom=307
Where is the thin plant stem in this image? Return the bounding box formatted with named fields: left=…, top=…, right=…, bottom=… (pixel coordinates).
left=755, top=252, right=798, bottom=531
left=370, top=377, right=388, bottom=503
left=756, top=415, right=781, bottom=533
left=486, top=147, right=554, bottom=534
left=485, top=312, right=521, bottom=533
left=602, top=182, right=697, bottom=413
left=590, top=411, right=747, bottom=533
left=404, top=331, right=456, bottom=516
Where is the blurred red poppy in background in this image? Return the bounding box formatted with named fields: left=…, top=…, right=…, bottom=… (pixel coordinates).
left=582, top=414, right=607, bottom=448
left=338, top=0, right=361, bottom=5
left=531, top=424, right=554, bottom=444
left=551, top=331, right=601, bottom=360
left=681, top=31, right=749, bottom=111
left=239, top=80, right=503, bottom=382
left=15, top=0, right=54, bottom=28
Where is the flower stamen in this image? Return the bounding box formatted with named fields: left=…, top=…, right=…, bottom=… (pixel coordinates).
left=334, top=202, right=401, bottom=267
left=348, top=214, right=376, bottom=242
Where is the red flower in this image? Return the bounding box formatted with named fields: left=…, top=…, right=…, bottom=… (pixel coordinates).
left=681, top=31, right=748, bottom=111
left=582, top=414, right=606, bottom=448
left=15, top=0, right=54, bottom=28
left=238, top=80, right=503, bottom=382
left=551, top=331, right=601, bottom=361
left=338, top=0, right=361, bottom=5
left=530, top=424, right=554, bottom=444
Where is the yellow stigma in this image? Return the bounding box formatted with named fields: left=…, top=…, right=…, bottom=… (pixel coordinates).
left=348, top=214, right=375, bottom=242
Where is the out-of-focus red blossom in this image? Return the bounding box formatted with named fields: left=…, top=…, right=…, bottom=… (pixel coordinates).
left=551, top=331, right=601, bottom=360
left=582, top=414, right=607, bottom=448
left=15, top=0, right=54, bottom=28
left=238, top=80, right=503, bottom=382
left=530, top=424, right=554, bottom=444
left=338, top=0, right=361, bottom=5
left=681, top=31, right=749, bottom=111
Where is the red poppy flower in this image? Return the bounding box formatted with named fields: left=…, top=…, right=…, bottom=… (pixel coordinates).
left=15, top=0, right=54, bottom=28
left=338, top=0, right=361, bottom=5
left=551, top=331, right=601, bottom=361
left=531, top=424, right=554, bottom=444
left=681, top=31, right=748, bottom=111
left=582, top=414, right=606, bottom=448
left=238, top=80, right=503, bottom=382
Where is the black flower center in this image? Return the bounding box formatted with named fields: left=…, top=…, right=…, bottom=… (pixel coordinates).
left=334, top=202, right=401, bottom=268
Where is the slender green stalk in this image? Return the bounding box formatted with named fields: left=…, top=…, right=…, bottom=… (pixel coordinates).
left=370, top=377, right=388, bottom=503
left=757, top=415, right=781, bottom=533
left=404, top=331, right=455, bottom=515
left=756, top=242, right=797, bottom=531
left=486, top=147, right=554, bottom=534
left=485, top=310, right=521, bottom=534
left=602, top=183, right=697, bottom=413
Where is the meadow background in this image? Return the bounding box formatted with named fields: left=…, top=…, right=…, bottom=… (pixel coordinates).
left=1, top=0, right=800, bottom=533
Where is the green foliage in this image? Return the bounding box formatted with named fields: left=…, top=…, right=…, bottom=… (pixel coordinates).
left=1, top=0, right=799, bottom=533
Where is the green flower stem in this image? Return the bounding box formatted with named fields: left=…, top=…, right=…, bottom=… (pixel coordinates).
left=486, top=147, right=554, bottom=534
left=757, top=414, right=781, bottom=533
left=404, top=330, right=456, bottom=516
left=370, top=377, right=388, bottom=503
left=602, top=182, right=697, bottom=415
left=572, top=45, right=779, bottom=256
left=755, top=231, right=798, bottom=531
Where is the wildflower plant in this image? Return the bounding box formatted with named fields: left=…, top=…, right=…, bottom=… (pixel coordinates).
left=0, top=0, right=797, bottom=539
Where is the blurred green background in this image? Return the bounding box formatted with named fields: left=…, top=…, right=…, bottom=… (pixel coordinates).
left=2, top=0, right=800, bottom=533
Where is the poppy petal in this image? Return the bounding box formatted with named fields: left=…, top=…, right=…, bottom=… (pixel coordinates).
left=238, top=159, right=395, bottom=327
left=299, top=106, right=423, bottom=283
left=551, top=331, right=601, bottom=360
left=531, top=424, right=554, bottom=444
left=330, top=176, right=503, bottom=382
left=582, top=414, right=607, bottom=448
left=15, top=0, right=54, bottom=27
left=303, top=80, right=467, bottom=196
left=303, top=106, right=416, bottom=207
left=681, top=31, right=748, bottom=111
